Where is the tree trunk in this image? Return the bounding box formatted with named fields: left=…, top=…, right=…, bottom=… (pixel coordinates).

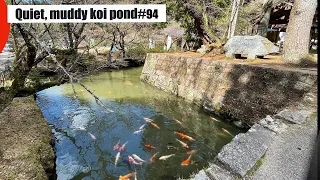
left=227, top=0, right=241, bottom=39
left=182, top=3, right=216, bottom=43
left=282, top=0, right=317, bottom=63
left=119, top=33, right=126, bottom=58
left=257, top=0, right=272, bottom=37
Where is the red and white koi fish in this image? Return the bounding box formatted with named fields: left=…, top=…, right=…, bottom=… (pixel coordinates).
left=139, top=124, right=146, bottom=130
left=181, top=154, right=192, bottom=166
left=187, top=150, right=197, bottom=155
left=173, top=118, right=183, bottom=125
left=145, top=144, right=156, bottom=149
left=150, top=122, right=160, bottom=129
left=115, top=152, right=121, bottom=166
left=175, top=132, right=195, bottom=141
left=133, top=129, right=144, bottom=134
left=222, top=128, right=233, bottom=136
left=119, top=141, right=128, bottom=151
left=128, top=155, right=143, bottom=165
left=114, top=140, right=120, bottom=150
left=88, top=132, right=96, bottom=140
left=176, top=138, right=189, bottom=148
left=210, top=116, right=220, bottom=122
left=132, top=154, right=146, bottom=162
left=159, top=154, right=175, bottom=160
left=144, top=117, right=154, bottom=123
left=150, top=152, right=159, bottom=163
left=119, top=172, right=136, bottom=180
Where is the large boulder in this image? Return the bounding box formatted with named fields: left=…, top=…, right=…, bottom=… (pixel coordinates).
left=224, top=35, right=279, bottom=59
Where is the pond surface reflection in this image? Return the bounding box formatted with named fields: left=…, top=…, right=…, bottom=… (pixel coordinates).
left=36, top=67, right=244, bottom=180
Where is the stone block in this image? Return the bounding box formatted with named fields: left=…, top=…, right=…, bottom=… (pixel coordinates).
left=259, top=115, right=288, bottom=134
left=206, top=163, right=235, bottom=180
left=189, top=170, right=211, bottom=180
left=275, top=109, right=308, bottom=124
left=217, top=124, right=274, bottom=177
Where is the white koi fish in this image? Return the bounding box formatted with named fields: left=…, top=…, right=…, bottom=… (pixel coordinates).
left=173, top=118, right=183, bottom=125
left=144, top=117, right=154, bottom=123
left=222, top=128, right=234, bottom=136
left=106, top=109, right=114, bottom=113
left=132, top=154, right=146, bottom=162
left=159, top=154, right=175, bottom=160
left=115, top=152, right=120, bottom=166
left=210, top=116, right=220, bottom=122
left=88, top=132, right=96, bottom=140
left=139, top=124, right=146, bottom=130
left=176, top=138, right=189, bottom=148
left=133, top=129, right=144, bottom=134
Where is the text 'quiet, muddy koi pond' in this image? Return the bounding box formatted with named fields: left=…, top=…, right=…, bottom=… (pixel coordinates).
left=36, top=67, right=245, bottom=180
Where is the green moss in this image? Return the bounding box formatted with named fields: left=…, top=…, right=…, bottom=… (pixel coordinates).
left=310, top=112, right=318, bottom=119
left=246, top=153, right=266, bottom=175
left=215, top=104, right=221, bottom=111
left=215, top=63, right=222, bottom=71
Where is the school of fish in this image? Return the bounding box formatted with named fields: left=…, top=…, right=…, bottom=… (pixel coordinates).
left=107, top=116, right=230, bottom=179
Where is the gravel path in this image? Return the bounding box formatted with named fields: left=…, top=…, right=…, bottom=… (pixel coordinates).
left=249, top=116, right=318, bottom=180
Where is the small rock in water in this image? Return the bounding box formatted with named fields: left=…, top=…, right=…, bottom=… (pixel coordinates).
left=232, top=120, right=246, bottom=128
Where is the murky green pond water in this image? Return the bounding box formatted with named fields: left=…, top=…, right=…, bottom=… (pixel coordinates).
left=36, top=67, right=244, bottom=180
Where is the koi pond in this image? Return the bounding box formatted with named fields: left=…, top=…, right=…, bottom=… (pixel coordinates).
left=36, top=67, right=244, bottom=180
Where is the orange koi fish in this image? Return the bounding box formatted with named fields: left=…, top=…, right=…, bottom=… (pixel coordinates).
left=119, top=172, right=136, bottom=180
left=128, top=155, right=143, bottom=165
left=181, top=154, right=192, bottom=166
left=113, top=140, right=120, bottom=150
left=144, top=117, right=154, bottom=123
left=145, top=144, right=156, bottom=149
left=175, top=132, right=195, bottom=141
left=175, top=139, right=189, bottom=148
left=150, top=122, right=160, bottom=129
left=119, top=141, right=128, bottom=151
left=173, top=118, right=183, bottom=125
left=187, top=150, right=197, bottom=155
left=150, top=152, right=159, bottom=163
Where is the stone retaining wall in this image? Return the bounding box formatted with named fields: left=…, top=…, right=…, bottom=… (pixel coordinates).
left=0, top=96, right=55, bottom=179
left=141, top=53, right=317, bottom=126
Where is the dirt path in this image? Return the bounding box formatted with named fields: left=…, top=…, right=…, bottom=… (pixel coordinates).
left=248, top=114, right=318, bottom=180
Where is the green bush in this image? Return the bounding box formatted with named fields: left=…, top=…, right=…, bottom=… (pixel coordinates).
left=126, top=45, right=147, bottom=60
left=126, top=45, right=168, bottom=60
